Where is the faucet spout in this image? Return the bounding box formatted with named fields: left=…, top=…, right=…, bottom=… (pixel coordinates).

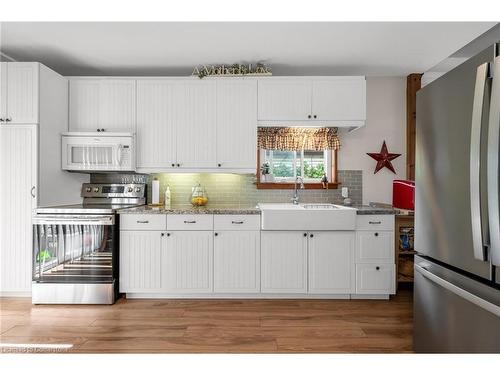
left=292, top=176, right=305, bottom=205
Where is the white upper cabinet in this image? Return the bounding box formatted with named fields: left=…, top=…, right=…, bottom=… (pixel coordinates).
left=257, top=77, right=366, bottom=127
left=69, top=79, right=136, bottom=131
left=312, top=78, right=366, bottom=122
left=0, top=62, right=39, bottom=124
left=136, top=80, right=177, bottom=168
left=216, top=79, right=257, bottom=170
left=257, top=79, right=311, bottom=121
left=174, top=80, right=217, bottom=168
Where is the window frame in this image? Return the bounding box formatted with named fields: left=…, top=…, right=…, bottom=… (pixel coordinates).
left=256, top=148, right=339, bottom=190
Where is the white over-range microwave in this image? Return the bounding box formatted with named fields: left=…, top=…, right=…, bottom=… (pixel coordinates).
left=61, top=132, right=136, bottom=172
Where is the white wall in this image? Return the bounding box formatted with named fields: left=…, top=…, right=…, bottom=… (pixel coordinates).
left=338, top=76, right=406, bottom=205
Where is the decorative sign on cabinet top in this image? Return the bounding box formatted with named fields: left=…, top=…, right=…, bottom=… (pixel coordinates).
left=192, top=63, right=272, bottom=79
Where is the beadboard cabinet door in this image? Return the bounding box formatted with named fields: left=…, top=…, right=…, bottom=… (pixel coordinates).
left=261, top=231, right=308, bottom=293
left=69, top=79, right=136, bottom=131
left=119, top=230, right=163, bottom=293
left=0, top=62, right=8, bottom=121
left=308, top=231, right=355, bottom=294
left=257, top=79, right=311, bottom=121
left=0, top=125, right=37, bottom=295
left=163, top=231, right=214, bottom=293
left=174, top=81, right=217, bottom=168
left=216, top=79, right=257, bottom=170
left=136, top=80, right=177, bottom=168
left=214, top=230, right=260, bottom=293
left=311, top=78, right=366, bottom=121
left=6, top=62, right=39, bottom=124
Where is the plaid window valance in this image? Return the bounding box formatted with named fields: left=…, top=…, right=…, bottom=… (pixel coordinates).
left=257, top=127, right=340, bottom=151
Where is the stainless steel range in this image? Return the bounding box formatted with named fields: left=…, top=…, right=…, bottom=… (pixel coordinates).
left=32, top=183, right=146, bottom=304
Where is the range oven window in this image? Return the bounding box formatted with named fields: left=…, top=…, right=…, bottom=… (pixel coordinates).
left=33, top=222, right=116, bottom=283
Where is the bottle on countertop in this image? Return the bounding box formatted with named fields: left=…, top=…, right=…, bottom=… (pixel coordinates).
left=164, top=185, right=171, bottom=209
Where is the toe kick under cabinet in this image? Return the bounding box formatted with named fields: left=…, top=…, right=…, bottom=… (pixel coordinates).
left=119, top=213, right=395, bottom=298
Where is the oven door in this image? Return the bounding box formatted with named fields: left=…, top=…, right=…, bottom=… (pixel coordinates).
left=32, top=215, right=116, bottom=285
left=61, top=135, right=134, bottom=172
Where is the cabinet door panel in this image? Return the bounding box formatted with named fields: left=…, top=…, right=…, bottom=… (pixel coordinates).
left=258, top=79, right=311, bottom=121
left=356, top=264, right=395, bottom=294
left=356, top=231, right=394, bottom=263
left=69, top=80, right=100, bottom=130
left=308, top=231, right=355, bottom=294
left=119, top=231, right=162, bottom=293
left=164, top=231, right=213, bottom=293
left=174, top=81, right=216, bottom=168
left=261, top=231, right=308, bottom=293
left=214, top=231, right=260, bottom=293
left=312, top=78, right=366, bottom=121
left=0, top=125, right=37, bottom=293
left=6, top=62, right=39, bottom=123
left=216, top=79, right=257, bottom=169
left=69, top=79, right=136, bottom=131
left=136, top=80, right=176, bottom=168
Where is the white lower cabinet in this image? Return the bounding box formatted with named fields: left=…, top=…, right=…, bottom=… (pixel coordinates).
left=214, top=231, right=260, bottom=293
left=308, top=231, right=355, bottom=294
left=355, top=264, right=395, bottom=294
left=119, top=231, right=163, bottom=293
left=163, top=231, right=213, bottom=293
left=261, top=231, right=308, bottom=293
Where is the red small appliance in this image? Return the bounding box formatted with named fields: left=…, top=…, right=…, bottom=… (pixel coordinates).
left=392, top=179, right=415, bottom=210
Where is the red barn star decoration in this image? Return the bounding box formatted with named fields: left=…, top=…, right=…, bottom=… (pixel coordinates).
left=367, top=141, right=401, bottom=174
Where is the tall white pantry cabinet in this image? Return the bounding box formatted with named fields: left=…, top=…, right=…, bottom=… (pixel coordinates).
left=0, top=62, right=83, bottom=296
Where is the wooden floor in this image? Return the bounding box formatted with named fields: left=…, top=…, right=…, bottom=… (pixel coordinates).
left=0, top=290, right=413, bottom=353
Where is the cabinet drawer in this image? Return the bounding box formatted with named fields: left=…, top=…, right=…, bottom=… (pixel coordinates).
left=120, top=214, right=167, bottom=231
left=356, top=264, right=395, bottom=294
left=167, top=214, right=213, bottom=231
left=356, top=231, right=394, bottom=263
left=356, top=215, right=394, bottom=231
left=214, top=215, right=260, bottom=231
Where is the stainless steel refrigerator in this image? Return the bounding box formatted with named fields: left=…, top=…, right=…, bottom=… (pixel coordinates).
left=414, top=40, right=500, bottom=352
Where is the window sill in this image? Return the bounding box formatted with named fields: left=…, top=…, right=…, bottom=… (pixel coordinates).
left=256, top=182, right=339, bottom=190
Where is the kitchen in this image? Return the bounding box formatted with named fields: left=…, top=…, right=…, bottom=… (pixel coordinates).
left=0, top=9, right=500, bottom=370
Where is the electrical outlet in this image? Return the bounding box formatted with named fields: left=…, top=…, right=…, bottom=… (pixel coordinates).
left=342, top=187, right=349, bottom=198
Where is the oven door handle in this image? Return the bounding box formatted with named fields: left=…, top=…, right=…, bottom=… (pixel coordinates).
left=32, top=215, right=115, bottom=226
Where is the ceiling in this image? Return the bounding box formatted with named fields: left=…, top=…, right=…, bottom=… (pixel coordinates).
left=0, top=22, right=496, bottom=76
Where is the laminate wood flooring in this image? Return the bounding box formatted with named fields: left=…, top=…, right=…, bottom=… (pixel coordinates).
left=0, top=290, right=412, bottom=353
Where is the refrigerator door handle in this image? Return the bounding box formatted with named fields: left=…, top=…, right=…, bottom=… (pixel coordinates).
left=470, top=62, right=490, bottom=261
left=487, top=56, right=500, bottom=266
left=415, top=263, right=500, bottom=318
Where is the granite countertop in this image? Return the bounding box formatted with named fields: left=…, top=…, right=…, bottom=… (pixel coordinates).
left=118, top=204, right=261, bottom=215
left=350, top=205, right=400, bottom=215
left=119, top=203, right=398, bottom=215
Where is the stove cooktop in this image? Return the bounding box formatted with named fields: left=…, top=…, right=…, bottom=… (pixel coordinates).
left=35, top=203, right=145, bottom=214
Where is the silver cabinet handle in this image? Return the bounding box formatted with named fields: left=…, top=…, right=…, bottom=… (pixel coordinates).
left=488, top=55, right=500, bottom=266
left=368, top=221, right=381, bottom=224
left=470, top=62, right=490, bottom=261
left=184, top=220, right=196, bottom=224
left=136, top=220, right=149, bottom=224
left=231, top=221, right=244, bottom=224
left=31, top=186, right=36, bottom=198
left=415, top=264, right=500, bottom=318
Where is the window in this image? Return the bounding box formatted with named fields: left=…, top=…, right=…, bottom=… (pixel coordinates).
left=257, top=148, right=338, bottom=189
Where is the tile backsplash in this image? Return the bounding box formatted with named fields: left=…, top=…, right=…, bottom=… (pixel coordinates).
left=145, top=170, right=362, bottom=206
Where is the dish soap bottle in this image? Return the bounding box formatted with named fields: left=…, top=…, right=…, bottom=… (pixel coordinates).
left=164, top=185, right=171, bottom=209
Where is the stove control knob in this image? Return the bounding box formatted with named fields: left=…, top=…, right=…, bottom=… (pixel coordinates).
left=128, top=187, right=133, bottom=192
left=86, top=187, right=92, bottom=192
left=93, top=187, right=99, bottom=193
left=135, top=187, right=141, bottom=192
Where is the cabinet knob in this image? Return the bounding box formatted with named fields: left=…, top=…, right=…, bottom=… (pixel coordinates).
left=176, top=163, right=180, bottom=167
left=0, top=118, right=4, bottom=122
left=167, top=233, right=171, bottom=237
left=374, top=232, right=379, bottom=237
left=303, top=233, right=307, bottom=237
left=218, top=163, right=222, bottom=167
left=161, top=233, right=165, bottom=237
left=310, top=234, right=314, bottom=238
left=171, top=163, right=175, bottom=167
left=376, top=266, right=380, bottom=270
left=214, top=232, right=218, bottom=236
left=308, top=115, right=312, bottom=119
left=313, top=115, right=317, bottom=119
left=5, top=118, right=11, bottom=122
